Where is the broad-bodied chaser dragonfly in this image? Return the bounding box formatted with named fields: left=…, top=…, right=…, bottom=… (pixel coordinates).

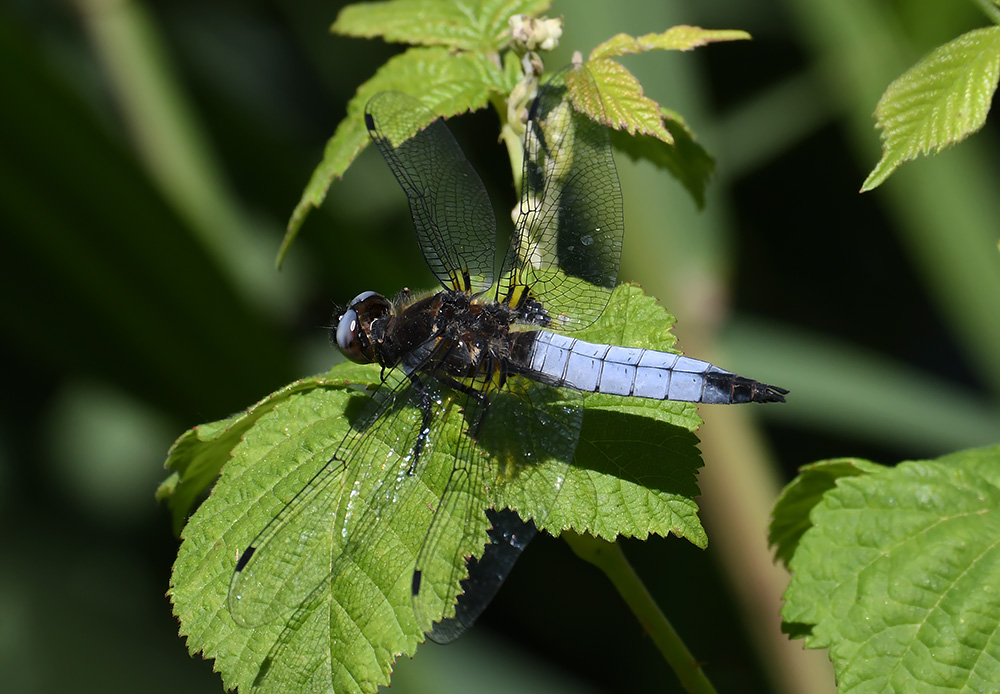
left=229, top=66, right=786, bottom=646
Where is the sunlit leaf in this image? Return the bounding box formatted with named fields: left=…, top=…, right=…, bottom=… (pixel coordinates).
left=333, top=0, right=552, bottom=51
left=862, top=27, right=1000, bottom=191
left=157, top=368, right=372, bottom=534
left=768, top=457, right=887, bottom=567
left=780, top=445, right=1000, bottom=692
left=169, top=284, right=707, bottom=694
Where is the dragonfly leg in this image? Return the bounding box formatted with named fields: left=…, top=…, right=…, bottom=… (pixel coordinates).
left=405, top=374, right=436, bottom=476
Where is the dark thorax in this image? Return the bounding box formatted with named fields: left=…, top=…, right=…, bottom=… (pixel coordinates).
left=365, top=291, right=517, bottom=393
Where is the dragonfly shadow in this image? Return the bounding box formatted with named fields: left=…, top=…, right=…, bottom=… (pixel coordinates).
left=574, top=405, right=703, bottom=499
left=339, top=381, right=384, bottom=429
left=475, top=381, right=582, bottom=503
left=251, top=655, right=272, bottom=690
left=477, top=380, right=703, bottom=532
left=478, top=387, right=703, bottom=499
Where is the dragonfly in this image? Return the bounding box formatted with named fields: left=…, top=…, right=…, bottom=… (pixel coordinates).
left=228, top=66, right=786, bottom=648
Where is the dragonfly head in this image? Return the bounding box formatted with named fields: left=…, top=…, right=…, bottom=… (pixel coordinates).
left=333, top=291, right=393, bottom=363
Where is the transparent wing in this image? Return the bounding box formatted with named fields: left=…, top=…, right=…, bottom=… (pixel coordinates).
left=366, top=92, right=497, bottom=294
left=412, top=378, right=584, bottom=642
left=423, top=508, right=536, bottom=644
left=227, top=367, right=433, bottom=629
left=230, top=373, right=583, bottom=643
left=499, top=66, right=624, bottom=330
left=227, top=456, right=345, bottom=628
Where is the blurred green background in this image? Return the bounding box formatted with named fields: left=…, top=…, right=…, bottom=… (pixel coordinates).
left=3, top=1, right=998, bottom=692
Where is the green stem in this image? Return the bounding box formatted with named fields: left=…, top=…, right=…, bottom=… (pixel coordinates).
left=971, top=0, right=1000, bottom=25
left=490, top=93, right=525, bottom=196
left=73, top=0, right=291, bottom=315
left=563, top=532, right=718, bottom=694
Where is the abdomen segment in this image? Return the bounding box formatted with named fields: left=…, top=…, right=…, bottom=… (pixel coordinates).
left=514, top=331, right=786, bottom=404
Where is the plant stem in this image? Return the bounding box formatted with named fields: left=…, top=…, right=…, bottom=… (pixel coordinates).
left=73, top=0, right=292, bottom=315
left=971, top=0, right=1000, bottom=26
left=490, top=93, right=525, bottom=196
left=563, top=532, right=718, bottom=694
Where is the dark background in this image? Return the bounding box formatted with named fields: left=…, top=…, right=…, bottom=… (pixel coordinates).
left=3, top=1, right=998, bottom=692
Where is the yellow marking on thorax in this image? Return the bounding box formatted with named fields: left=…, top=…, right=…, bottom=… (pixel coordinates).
left=452, top=362, right=505, bottom=394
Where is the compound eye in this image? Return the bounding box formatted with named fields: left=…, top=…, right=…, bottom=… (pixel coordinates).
left=332, top=291, right=391, bottom=363
left=347, top=290, right=379, bottom=309
left=335, top=307, right=370, bottom=363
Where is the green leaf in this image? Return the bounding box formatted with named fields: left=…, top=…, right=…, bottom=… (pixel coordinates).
left=862, top=26, right=1000, bottom=192
left=170, top=382, right=383, bottom=694
left=768, top=457, right=887, bottom=567
left=781, top=445, right=1000, bottom=692
left=168, top=284, right=707, bottom=693
left=281, top=47, right=510, bottom=266
left=610, top=109, right=715, bottom=208
left=333, top=0, right=552, bottom=52
left=157, top=367, right=374, bottom=534
left=589, top=26, right=751, bottom=60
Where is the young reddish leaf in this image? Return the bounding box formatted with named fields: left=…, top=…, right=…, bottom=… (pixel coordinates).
left=569, top=60, right=672, bottom=144
left=568, top=27, right=750, bottom=147
left=589, top=26, right=750, bottom=60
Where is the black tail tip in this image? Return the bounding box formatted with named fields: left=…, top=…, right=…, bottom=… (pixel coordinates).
left=755, top=383, right=788, bottom=403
